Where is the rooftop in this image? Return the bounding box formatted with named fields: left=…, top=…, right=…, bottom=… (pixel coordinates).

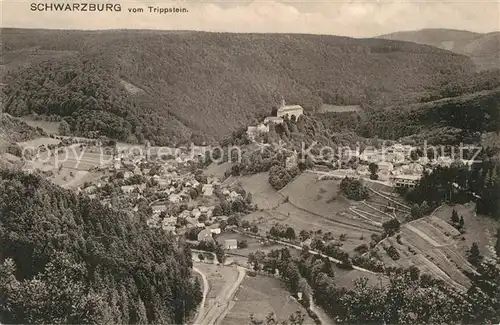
left=278, top=105, right=303, bottom=111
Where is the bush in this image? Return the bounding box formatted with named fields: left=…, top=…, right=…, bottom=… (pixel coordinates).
left=384, top=245, right=400, bottom=260
left=354, top=244, right=369, bottom=254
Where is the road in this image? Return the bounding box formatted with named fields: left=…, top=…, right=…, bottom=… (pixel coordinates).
left=193, top=265, right=246, bottom=325
left=193, top=266, right=209, bottom=325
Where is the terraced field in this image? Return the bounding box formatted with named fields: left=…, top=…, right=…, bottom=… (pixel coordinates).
left=376, top=214, right=474, bottom=290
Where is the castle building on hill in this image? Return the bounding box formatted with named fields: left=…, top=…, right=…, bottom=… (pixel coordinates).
left=276, top=98, right=303, bottom=120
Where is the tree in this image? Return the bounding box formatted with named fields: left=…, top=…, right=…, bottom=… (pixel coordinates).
left=250, top=225, right=259, bottom=234
left=198, top=253, right=205, bottom=261
left=299, top=230, right=310, bottom=242
left=411, top=204, right=423, bottom=219
left=451, top=209, right=459, bottom=224
left=369, top=162, right=379, bottom=180
left=339, top=177, right=369, bottom=201
left=238, top=239, right=248, bottom=249
left=250, top=311, right=306, bottom=325
left=58, top=120, right=71, bottom=136
left=459, top=216, right=465, bottom=228
left=495, top=228, right=500, bottom=258
left=285, top=227, right=296, bottom=240
left=468, top=242, right=483, bottom=266
left=382, top=218, right=400, bottom=236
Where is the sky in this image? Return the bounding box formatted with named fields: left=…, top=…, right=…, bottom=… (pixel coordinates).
left=1, top=0, right=499, bottom=37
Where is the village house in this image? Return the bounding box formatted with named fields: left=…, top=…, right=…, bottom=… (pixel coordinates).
left=228, top=191, right=241, bottom=201
left=162, top=225, right=176, bottom=234
left=210, top=228, right=221, bottom=235
left=390, top=175, right=421, bottom=188
left=152, top=204, right=167, bottom=214
left=192, top=208, right=202, bottom=218
left=360, top=148, right=383, bottom=163
left=157, top=179, right=169, bottom=189
left=263, top=116, right=284, bottom=125
left=121, top=185, right=135, bottom=194
left=202, top=184, right=214, bottom=196
left=224, top=239, right=238, bottom=250
left=197, top=229, right=214, bottom=243
left=377, top=161, right=394, bottom=172
left=169, top=193, right=182, bottom=203
left=113, top=157, right=121, bottom=170
left=356, top=165, right=370, bottom=176
left=247, top=123, right=270, bottom=141
left=84, top=185, right=97, bottom=194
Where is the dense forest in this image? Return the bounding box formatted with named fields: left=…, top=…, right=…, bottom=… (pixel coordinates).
left=0, top=169, right=201, bottom=324
left=1, top=28, right=476, bottom=145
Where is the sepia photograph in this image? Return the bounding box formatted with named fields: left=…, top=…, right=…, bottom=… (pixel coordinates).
left=0, top=0, right=499, bottom=324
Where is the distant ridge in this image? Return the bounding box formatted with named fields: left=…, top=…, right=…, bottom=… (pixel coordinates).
left=378, top=28, right=500, bottom=71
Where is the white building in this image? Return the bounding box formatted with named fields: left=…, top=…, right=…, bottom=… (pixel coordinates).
left=377, top=161, right=394, bottom=172
left=210, top=228, right=221, bottom=235
left=390, top=175, right=421, bottom=188
left=202, top=184, right=214, bottom=196
left=224, top=239, right=238, bottom=250
left=263, top=116, right=284, bottom=125
left=276, top=99, right=304, bottom=120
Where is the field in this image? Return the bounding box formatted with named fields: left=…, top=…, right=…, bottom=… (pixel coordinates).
left=334, top=268, right=389, bottom=289
left=195, top=263, right=240, bottom=301
left=22, top=119, right=61, bottom=135
left=17, top=137, right=61, bottom=148
left=224, top=172, right=284, bottom=210
left=433, top=203, right=500, bottom=261
left=22, top=144, right=112, bottom=188
left=204, top=162, right=232, bottom=180
left=221, top=275, right=312, bottom=325
left=318, top=104, right=361, bottom=113
left=229, top=171, right=393, bottom=254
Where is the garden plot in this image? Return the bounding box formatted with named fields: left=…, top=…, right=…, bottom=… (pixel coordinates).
left=279, top=172, right=352, bottom=217
left=429, top=248, right=471, bottom=287
left=411, top=219, right=455, bottom=246
left=428, top=216, right=461, bottom=237
left=221, top=275, right=312, bottom=325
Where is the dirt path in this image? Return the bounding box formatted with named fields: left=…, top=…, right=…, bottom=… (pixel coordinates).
left=308, top=294, right=334, bottom=325
left=194, top=266, right=246, bottom=325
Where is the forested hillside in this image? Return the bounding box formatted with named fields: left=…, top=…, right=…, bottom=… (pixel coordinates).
left=312, top=68, right=500, bottom=144
left=359, top=86, right=500, bottom=141
left=1, top=28, right=475, bottom=145
left=0, top=169, right=201, bottom=324
left=379, top=28, right=500, bottom=71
